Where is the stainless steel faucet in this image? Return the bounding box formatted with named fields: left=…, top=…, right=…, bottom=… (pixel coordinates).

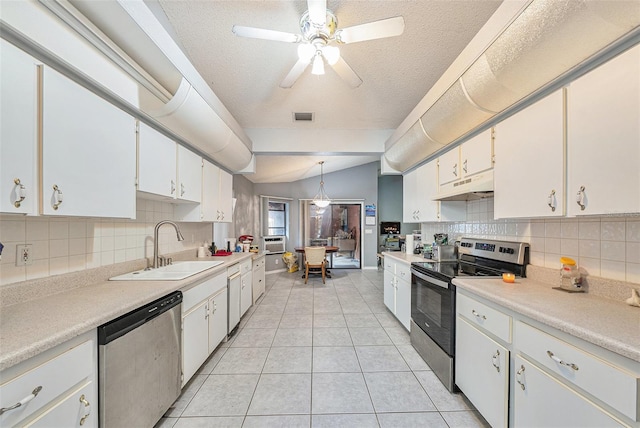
left=153, top=220, right=185, bottom=269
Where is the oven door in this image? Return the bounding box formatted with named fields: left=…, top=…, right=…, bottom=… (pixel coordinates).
left=410, top=268, right=455, bottom=356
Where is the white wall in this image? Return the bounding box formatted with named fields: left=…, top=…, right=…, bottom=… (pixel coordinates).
left=0, top=197, right=213, bottom=285
left=421, top=198, right=640, bottom=284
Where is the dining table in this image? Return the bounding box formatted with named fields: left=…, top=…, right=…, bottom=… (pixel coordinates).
left=294, top=246, right=339, bottom=279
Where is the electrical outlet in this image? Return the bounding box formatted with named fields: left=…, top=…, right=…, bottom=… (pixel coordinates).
left=16, top=244, right=33, bottom=266
left=275, top=259, right=279, bottom=265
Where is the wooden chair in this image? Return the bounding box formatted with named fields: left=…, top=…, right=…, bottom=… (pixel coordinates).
left=304, top=246, right=326, bottom=284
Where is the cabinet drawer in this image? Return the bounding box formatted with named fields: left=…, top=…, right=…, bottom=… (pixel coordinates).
left=384, top=258, right=395, bottom=273
left=252, top=257, right=265, bottom=270
left=396, top=262, right=411, bottom=284
left=516, top=321, right=639, bottom=421
left=227, top=263, right=240, bottom=277
left=457, top=292, right=511, bottom=343
left=25, top=381, right=95, bottom=427
left=0, top=340, right=94, bottom=427
left=183, top=273, right=227, bottom=312
left=240, top=259, right=252, bottom=275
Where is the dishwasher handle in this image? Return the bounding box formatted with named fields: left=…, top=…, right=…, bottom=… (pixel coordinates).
left=98, top=291, right=182, bottom=345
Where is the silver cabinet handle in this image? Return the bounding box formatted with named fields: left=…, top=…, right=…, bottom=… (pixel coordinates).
left=79, top=394, right=91, bottom=426
left=471, top=309, right=486, bottom=320
left=547, top=350, right=579, bottom=371
left=453, top=163, right=458, bottom=177
left=52, top=184, right=63, bottom=210
left=492, top=350, right=500, bottom=372
left=547, top=189, right=556, bottom=212
left=0, top=386, right=43, bottom=415
left=463, top=159, right=468, bottom=174
left=180, top=183, right=185, bottom=197
left=516, top=365, right=526, bottom=390
left=171, top=180, right=176, bottom=195
left=576, top=186, right=586, bottom=211
left=13, top=178, right=26, bottom=208
left=205, top=304, right=209, bottom=319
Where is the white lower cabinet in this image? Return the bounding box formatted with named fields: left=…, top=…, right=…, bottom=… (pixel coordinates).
left=456, top=316, right=509, bottom=428
left=208, top=289, right=228, bottom=355
left=0, top=331, right=97, bottom=428
left=181, top=271, right=228, bottom=386
left=456, top=290, right=639, bottom=427
left=513, top=355, right=623, bottom=428
left=227, top=264, right=241, bottom=334
left=252, top=255, right=266, bottom=304
left=382, top=256, right=411, bottom=331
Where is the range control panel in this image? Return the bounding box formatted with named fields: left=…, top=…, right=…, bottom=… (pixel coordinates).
left=458, top=237, right=529, bottom=265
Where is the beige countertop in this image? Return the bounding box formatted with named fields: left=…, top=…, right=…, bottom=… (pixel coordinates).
left=381, top=251, right=426, bottom=264
left=453, top=277, right=640, bottom=363
left=0, top=252, right=254, bottom=372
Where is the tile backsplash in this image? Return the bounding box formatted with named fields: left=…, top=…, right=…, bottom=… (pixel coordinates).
left=0, top=198, right=213, bottom=286
left=421, top=198, right=640, bottom=284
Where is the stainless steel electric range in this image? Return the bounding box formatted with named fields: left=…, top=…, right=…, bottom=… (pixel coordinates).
left=409, top=237, right=529, bottom=392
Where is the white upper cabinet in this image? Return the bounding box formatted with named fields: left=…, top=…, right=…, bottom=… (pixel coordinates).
left=0, top=40, right=38, bottom=215
left=404, top=161, right=465, bottom=223
left=177, top=145, right=202, bottom=204
left=567, top=45, right=640, bottom=216
left=137, top=122, right=177, bottom=199
left=41, top=67, right=136, bottom=218
left=438, top=129, right=493, bottom=190
left=217, top=169, right=233, bottom=222
left=494, top=90, right=565, bottom=218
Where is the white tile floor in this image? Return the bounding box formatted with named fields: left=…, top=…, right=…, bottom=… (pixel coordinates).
left=156, top=269, right=489, bottom=428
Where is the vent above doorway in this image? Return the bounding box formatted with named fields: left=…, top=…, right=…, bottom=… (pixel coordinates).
left=293, top=112, right=314, bottom=122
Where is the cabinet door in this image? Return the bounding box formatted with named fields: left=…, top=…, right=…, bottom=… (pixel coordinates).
left=41, top=67, right=136, bottom=218
left=456, top=317, right=509, bottom=428
left=217, top=169, right=233, bottom=222
left=0, top=40, right=38, bottom=215
left=228, top=274, right=241, bottom=333
left=201, top=160, right=220, bottom=221
left=252, top=264, right=265, bottom=304
left=461, top=129, right=493, bottom=178
left=513, top=356, right=623, bottom=428
left=177, top=145, right=202, bottom=203
left=395, top=277, right=411, bottom=331
left=25, top=381, right=96, bottom=428
left=438, top=147, right=460, bottom=187
left=494, top=90, right=565, bottom=218
left=182, top=301, right=209, bottom=386
left=240, top=271, right=253, bottom=317
left=567, top=45, right=640, bottom=216
left=137, top=122, right=177, bottom=199
left=402, top=169, right=418, bottom=223
left=383, top=269, right=396, bottom=313
left=208, top=289, right=228, bottom=354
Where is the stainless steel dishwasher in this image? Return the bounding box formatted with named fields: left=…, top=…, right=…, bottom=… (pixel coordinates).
left=98, top=291, right=182, bottom=428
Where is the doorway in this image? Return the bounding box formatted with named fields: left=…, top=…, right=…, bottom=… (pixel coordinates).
left=300, top=201, right=362, bottom=269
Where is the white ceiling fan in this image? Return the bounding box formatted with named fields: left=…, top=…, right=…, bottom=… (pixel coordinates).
left=232, top=0, right=405, bottom=88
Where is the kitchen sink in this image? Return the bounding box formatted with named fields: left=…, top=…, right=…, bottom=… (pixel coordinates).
left=109, top=260, right=224, bottom=281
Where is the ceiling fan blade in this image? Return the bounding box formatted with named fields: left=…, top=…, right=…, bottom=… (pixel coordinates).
left=232, top=25, right=301, bottom=43
left=280, top=58, right=311, bottom=88
left=331, top=57, right=362, bottom=88
left=307, top=0, right=327, bottom=26
left=336, top=16, right=405, bottom=44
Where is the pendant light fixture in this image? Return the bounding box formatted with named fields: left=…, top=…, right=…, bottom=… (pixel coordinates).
left=312, top=161, right=331, bottom=208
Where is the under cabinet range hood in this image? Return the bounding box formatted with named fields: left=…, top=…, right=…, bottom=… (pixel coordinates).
left=384, top=0, right=640, bottom=172
left=434, top=170, right=494, bottom=202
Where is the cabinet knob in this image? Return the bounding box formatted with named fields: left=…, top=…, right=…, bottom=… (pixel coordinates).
left=576, top=186, right=586, bottom=211
left=52, top=184, right=63, bottom=210
left=516, top=365, right=526, bottom=390
left=13, top=178, right=27, bottom=208
left=492, top=350, right=500, bottom=372
left=547, top=189, right=556, bottom=212
left=79, top=394, right=91, bottom=426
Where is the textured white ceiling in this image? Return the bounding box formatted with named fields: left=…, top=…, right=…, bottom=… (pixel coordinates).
left=156, top=0, right=502, bottom=182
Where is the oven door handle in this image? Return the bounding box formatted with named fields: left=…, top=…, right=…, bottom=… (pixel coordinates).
left=411, top=269, right=450, bottom=289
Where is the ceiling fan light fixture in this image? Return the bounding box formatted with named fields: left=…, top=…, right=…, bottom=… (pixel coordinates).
left=322, top=45, right=340, bottom=65
left=311, top=54, right=325, bottom=75
left=312, top=161, right=331, bottom=208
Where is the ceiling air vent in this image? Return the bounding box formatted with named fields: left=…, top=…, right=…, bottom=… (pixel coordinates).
left=293, top=112, right=314, bottom=122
